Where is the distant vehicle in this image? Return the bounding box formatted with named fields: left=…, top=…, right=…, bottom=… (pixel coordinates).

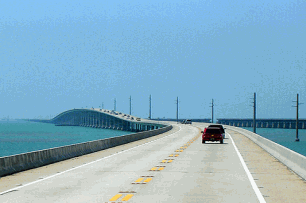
left=185, top=119, right=192, bottom=124
left=208, top=124, right=226, bottom=138
left=181, top=120, right=186, bottom=124
left=136, top=118, right=141, bottom=121
left=202, top=127, right=224, bottom=144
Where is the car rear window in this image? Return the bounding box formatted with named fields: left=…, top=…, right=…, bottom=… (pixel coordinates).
left=208, top=125, right=225, bottom=133
left=210, top=125, right=219, bottom=127
left=205, top=129, right=222, bottom=134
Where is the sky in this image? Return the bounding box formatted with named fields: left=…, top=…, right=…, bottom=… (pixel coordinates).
left=1, top=0, right=306, bottom=120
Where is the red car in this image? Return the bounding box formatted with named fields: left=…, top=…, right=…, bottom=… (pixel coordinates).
left=208, top=124, right=226, bottom=138
left=202, top=127, right=224, bottom=144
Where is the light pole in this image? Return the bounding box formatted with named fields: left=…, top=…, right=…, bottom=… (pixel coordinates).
left=249, top=93, right=256, bottom=133
left=296, top=94, right=299, bottom=142
left=149, top=95, right=152, bottom=119
left=253, top=93, right=256, bottom=133
left=210, top=99, right=214, bottom=123
left=129, top=96, right=132, bottom=115
left=114, top=98, right=116, bottom=111
left=176, top=97, right=179, bottom=123
left=292, top=94, right=303, bottom=142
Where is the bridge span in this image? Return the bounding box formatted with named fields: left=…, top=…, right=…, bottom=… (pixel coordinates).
left=31, top=108, right=165, bottom=132
left=1, top=122, right=306, bottom=202
left=218, top=118, right=306, bottom=129
left=1, top=109, right=171, bottom=178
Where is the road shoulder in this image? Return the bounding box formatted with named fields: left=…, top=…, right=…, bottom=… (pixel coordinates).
left=228, top=129, right=306, bottom=203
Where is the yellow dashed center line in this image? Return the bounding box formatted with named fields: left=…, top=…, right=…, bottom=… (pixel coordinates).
left=122, top=194, right=134, bottom=201
left=109, top=194, right=123, bottom=201
left=151, top=166, right=165, bottom=171
left=109, top=134, right=202, bottom=202
left=144, top=178, right=152, bottom=183
left=135, top=178, right=144, bottom=183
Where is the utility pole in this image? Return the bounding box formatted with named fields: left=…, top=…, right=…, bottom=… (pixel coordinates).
left=292, top=94, right=303, bottom=142
left=149, top=95, right=152, bottom=119
left=176, top=97, right=179, bottom=123
left=296, top=94, right=299, bottom=142
left=129, top=96, right=132, bottom=115
left=102, top=102, right=104, bottom=109
left=114, top=98, right=116, bottom=111
left=210, top=99, right=214, bottom=123
left=253, top=93, right=256, bottom=133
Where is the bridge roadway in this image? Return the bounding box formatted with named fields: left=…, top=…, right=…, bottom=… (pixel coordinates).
left=1, top=122, right=302, bottom=202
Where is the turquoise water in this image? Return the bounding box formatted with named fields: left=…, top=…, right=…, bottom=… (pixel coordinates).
left=2, top=120, right=305, bottom=158
left=242, top=127, right=306, bottom=157
left=0, top=120, right=132, bottom=157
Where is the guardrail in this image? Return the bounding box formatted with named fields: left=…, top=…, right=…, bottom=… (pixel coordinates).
left=0, top=125, right=173, bottom=177
left=227, top=126, right=306, bottom=180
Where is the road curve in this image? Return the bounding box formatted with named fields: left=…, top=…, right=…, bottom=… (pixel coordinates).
left=0, top=123, right=262, bottom=202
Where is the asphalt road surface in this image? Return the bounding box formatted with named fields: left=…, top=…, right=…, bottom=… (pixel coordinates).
left=0, top=124, right=263, bottom=202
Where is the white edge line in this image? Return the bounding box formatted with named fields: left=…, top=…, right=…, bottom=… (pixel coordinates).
left=1, top=125, right=182, bottom=195
left=227, top=132, right=266, bottom=203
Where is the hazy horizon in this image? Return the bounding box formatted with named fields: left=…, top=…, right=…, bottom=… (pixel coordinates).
left=1, top=0, right=305, bottom=120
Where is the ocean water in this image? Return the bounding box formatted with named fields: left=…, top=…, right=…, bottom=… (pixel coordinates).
left=0, top=120, right=132, bottom=157
left=2, top=120, right=305, bottom=159
left=242, top=127, right=306, bottom=157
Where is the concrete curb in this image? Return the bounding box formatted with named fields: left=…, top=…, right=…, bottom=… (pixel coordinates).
left=0, top=125, right=173, bottom=177
left=227, top=126, right=306, bottom=180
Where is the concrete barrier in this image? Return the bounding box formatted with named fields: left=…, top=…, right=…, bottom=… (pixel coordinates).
left=0, top=125, right=173, bottom=177
left=227, top=126, right=306, bottom=180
